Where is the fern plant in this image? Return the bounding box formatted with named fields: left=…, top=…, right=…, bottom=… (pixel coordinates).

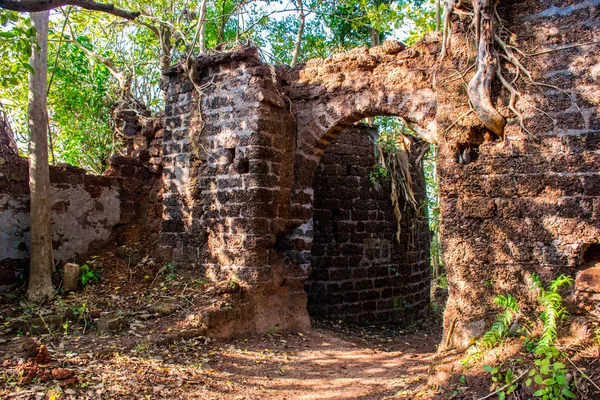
left=481, top=294, right=520, bottom=349
left=531, top=274, right=572, bottom=355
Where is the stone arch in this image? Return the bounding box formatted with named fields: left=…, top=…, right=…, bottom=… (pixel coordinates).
left=278, top=39, right=440, bottom=271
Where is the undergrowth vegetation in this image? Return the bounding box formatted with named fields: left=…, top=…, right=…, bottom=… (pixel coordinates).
left=460, top=274, right=596, bottom=399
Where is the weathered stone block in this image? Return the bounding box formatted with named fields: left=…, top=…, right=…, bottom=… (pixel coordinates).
left=576, top=266, right=600, bottom=293
left=63, top=263, right=80, bottom=292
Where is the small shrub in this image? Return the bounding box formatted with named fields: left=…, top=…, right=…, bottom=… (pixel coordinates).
left=483, top=365, right=519, bottom=400
left=79, top=264, right=99, bottom=286
left=525, top=346, right=575, bottom=399
left=477, top=275, right=577, bottom=399
left=369, top=163, right=389, bottom=183
left=162, top=263, right=176, bottom=282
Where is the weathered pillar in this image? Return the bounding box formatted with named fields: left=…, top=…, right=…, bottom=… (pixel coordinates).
left=160, top=48, right=309, bottom=333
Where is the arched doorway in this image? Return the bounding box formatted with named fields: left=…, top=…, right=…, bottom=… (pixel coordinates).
left=304, top=120, right=434, bottom=324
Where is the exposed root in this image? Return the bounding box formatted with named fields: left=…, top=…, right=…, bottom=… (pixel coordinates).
left=440, top=0, right=456, bottom=60
left=467, top=0, right=505, bottom=136
left=440, top=0, right=585, bottom=138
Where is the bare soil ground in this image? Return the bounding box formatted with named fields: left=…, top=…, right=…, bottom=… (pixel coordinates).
left=0, top=324, right=446, bottom=399
left=1, top=247, right=599, bottom=399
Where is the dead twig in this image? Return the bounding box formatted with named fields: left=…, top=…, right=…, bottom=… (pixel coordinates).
left=558, top=340, right=600, bottom=392
left=445, top=316, right=457, bottom=349
left=477, top=368, right=530, bottom=400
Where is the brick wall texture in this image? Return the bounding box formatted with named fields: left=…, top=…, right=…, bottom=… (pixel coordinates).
left=306, top=124, right=430, bottom=324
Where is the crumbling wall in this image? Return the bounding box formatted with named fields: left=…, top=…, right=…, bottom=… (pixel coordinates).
left=276, top=0, right=599, bottom=346
left=0, top=116, right=162, bottom=291
left=2, top=0, right=593, bottom=344
left=159, top=47, right=309, bottom=334
left=434, top=0, right=600, bottom=347
left=0, top=155, right=119, bottom=290
left=306, top=124, right=430, bottom=323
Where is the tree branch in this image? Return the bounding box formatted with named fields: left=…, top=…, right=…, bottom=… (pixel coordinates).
left=0, top=0, right=139, bottom=20
left=290, top=0, right=305, bottom=67
left=66, top=20, right=127, bottom=91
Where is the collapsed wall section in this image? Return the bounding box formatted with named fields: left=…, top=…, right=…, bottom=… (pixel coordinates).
left=0, top=115, right=162, bottom=291
left=306, top=124, right=431, bottom=324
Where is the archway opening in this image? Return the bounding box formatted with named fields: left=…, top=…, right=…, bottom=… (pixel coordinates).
left=304, top=117, right=443, bottom=326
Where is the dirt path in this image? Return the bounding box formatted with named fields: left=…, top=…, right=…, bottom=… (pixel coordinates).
left=204, top=328, right=443, bottom=400
left=1, top=327, right=445, bottom=399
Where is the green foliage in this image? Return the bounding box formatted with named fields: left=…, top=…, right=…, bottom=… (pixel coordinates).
left=478, top=275, right=576, bottom=400
left=531, top=274, right=572, bottom=355
left=0, top=10, right=37, bottom=88
left=483, top=365, right=519, bottom=400
left=525, top=346, right=575, bottom=399
left=162, top=263, right=176, bottom=283
left=369, top=163, right=390, bottom=182
left=72, top=300, right=93, bottom=329
left=48, top=37, right=117, bottom=173
left=79, top=264, right=100, bottom=286
left=481, top=294, right=520, bottom=349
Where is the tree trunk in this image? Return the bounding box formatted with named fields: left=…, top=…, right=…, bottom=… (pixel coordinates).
left=27, top=10, right=54, bottom=303
left=217, top=0, right=226, bottom=44
left=369, top=27, right=380, bottom=47
left=198, top=0, right=208, bottom=54
left=290, top=0, right=305, bottom=67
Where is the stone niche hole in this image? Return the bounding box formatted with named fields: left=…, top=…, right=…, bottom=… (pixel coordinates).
left=577, top=243, right=600, bottom=293
left=456, top=127, right=502, bottom=165
left=582, top=243, right=600, bottom=265
left=305, top=119, right=436, bottom=325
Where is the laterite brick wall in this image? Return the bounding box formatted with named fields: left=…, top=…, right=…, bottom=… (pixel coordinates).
left=306, top=124, right=430, bottom=323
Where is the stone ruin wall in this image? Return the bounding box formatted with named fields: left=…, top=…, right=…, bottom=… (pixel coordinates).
left=435, top=0, right=600, bottom=347
left=159, top=47, right=434, bottom=334
left=0, top=114, right=163, bottom=291
left=0, top=0, right=598, bottom=344
left=155, top=0, right=600, bottom=340
left=307, top=124, right=430, bottom=324
left=160, top=50, right=309, bottom=334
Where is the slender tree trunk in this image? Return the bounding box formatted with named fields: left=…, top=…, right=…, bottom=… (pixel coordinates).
left=27, top=10, right=54, bottom=303
left=290, top=0, right=305, bottom=67
left=369, top=27, right=380, bottom=47
left=435, top=0, right=441, bottom=31
left=217, top=0, right=226, bottom=44
left=158, top=27, right=172, bottom=73
left=198, top=0, right=208, bottom=54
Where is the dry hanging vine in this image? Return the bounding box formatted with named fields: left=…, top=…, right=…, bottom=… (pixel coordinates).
left=373, top=129, right=426, bottom=243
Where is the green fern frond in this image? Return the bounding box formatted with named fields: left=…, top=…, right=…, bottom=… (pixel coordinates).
left=533, top=275, right=573, bottom=355
left=548, top=275, right=573, bottom=293
left=481, top=294, right=520, bottom=349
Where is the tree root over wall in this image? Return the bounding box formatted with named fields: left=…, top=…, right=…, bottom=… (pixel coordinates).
left=441, top=0, right=583, bottom=137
